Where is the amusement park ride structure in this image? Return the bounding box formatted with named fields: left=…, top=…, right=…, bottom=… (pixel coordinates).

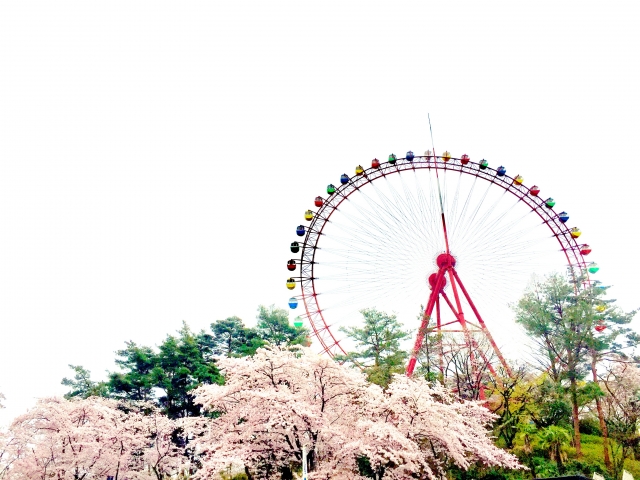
left=286, top=151, right=599, bottom=379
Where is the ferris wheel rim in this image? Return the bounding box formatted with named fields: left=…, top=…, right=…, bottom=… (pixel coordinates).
left=293, top=155, right=591, bottom=358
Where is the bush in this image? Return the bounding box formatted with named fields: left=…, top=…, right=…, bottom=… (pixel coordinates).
left=449, top=465, right=530, bottom=480
left=220, top=474, right=248, bottom=480
left=531, top=456, right=560, bottom=478
left=579, top=418, right=602, bottom=436
left=563, top=459, right=610, bottom=480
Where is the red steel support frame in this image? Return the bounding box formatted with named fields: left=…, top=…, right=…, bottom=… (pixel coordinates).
left=406, top=253, right=513, bottom=378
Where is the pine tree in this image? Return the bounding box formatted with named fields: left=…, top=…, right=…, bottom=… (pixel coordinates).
left=339, top=308, right=410, bottom=387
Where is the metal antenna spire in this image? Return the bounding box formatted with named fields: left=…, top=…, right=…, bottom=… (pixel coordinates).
left=428, top=114, right=451, bottom=254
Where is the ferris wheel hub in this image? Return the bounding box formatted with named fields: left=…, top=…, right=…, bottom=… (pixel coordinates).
left=436, top=253, right=457, bottom=268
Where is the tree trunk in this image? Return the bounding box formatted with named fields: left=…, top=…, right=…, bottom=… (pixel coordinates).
left=280, top=466, right=294, bottom=480
left=308, top=449, right=316, bottom=472
left=591, top=355, right=611, bottom=470
left=245, top=465, right=254, bottom=480
left=569, top=375, right=582, bottom=457
left=556, top=444, right=565, bottom=474
left=527, top=455, right=537, bottom=478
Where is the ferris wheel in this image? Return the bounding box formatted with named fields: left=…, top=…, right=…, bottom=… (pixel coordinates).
left=285, top=152, right=598, bottom=376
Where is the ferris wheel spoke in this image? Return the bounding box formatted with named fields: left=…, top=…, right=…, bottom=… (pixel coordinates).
left=318, top=257, right=425, bottom=277
left=318, top=247, right=425, bottom=273
left=322, top=228, right=420, bottom=263
left=462, top=215, right=539, bottom=255
left=452, top=187, right=534, bottom=256
left=393, top=170, right=440, bottom=232
left=477, top=205, right=540, bottom=242
left=373, top=176, right=434, bottom=244
left=326, top=212, right=411, bottom=251
left=400, top=172, right=447, bottom=252
left=333, top=183, right=431, bottom=248
left=316, top=262, right=428, bottom=282
left=317, top=285, right=427, bottom=314
left=449, top=173, right=481, bottom=241
left=360, top=175, right=416, bottom=223
left=443, top=170, right=465, bottom=234
left=440, top=166, right=457, bottom=219
left=344, top=190, right=410, bottom=234
left=398, top=170, right=431, bottom=229
left=454, top=188, right=512, bottom=249
left=450, top=179, right=495, bottom=249
left=343, top=188, right=436, bottom=258
left=462, top=211, right=551, bottom=260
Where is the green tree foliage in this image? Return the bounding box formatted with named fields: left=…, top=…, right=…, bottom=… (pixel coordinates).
left=256, top=305, right=308, bottom=349
left=106, top=323, right=223, bottom=418
left=514, top=272, right=636, bottom=460
left=529, top=375, right=573, bottom=429
left=107, top=342, right=156, bottom=401
left=488, top=365, right=536, bottom=449
left=61, top=365, right=109, bottom=399
left=515, top=273, right=600, bottom=456
left=209, top=311, right=299, bottom=358
left=63, top=308, right=309, bottom=417
left=536, top=425, right=573, bottom=474
left=586, top=282, right=638, bottom=470
left=339, top=308, right=410, bottom=387
left=152, top=322, right=223, bottom=418
left=210, top=316, right=250, bottom=357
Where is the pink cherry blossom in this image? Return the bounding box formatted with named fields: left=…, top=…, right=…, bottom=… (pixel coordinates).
left=0, top=397, right=189, bottom=480
left=193, top=346, right=522, bottom=479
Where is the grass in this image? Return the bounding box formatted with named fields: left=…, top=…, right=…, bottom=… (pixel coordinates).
left=504, top=433, right=640, bottom=479
left=563, top=434, right=640, bottom=479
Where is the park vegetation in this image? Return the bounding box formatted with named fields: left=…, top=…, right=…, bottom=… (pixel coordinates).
left=0, top=273, right=638, bottom=479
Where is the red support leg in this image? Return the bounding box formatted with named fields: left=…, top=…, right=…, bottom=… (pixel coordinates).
left=409, top=253, right=512, bottom=384
left=436, top=296, right=444, bottom=381
left=407, top=268, right=447, bottom=375
left=451, top=268, right=512, bottom=376
left=412, top=157, right=511, bottom=384
left=443, top=267, right=479, bottom=386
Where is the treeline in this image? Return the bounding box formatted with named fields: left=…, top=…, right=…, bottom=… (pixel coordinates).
left=1, top=347, right=525, bottom=480
left=46, top=272, right=640, bottom=479
left=62, top=305, right=308, bottom=418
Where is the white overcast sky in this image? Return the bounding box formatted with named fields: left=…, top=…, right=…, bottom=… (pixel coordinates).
left=1, top=1, right=639, bottom=424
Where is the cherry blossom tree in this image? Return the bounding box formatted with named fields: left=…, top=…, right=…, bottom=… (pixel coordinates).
left=600, top=361, right=640, bottom=480
left=193, top=346, right=522, bottom=480
left=0, top=429, right=20, bottom=479
left=0, top=397, right=189, bottom=480
left=193, top=346, right=369, bottom=479
left=353, top=375, right=522, bottom=479
left=124, top=405, right=195, bottom=480
left=2, top=397, right=133, bottom=479
left=1, top=350, right=523, bottom=480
